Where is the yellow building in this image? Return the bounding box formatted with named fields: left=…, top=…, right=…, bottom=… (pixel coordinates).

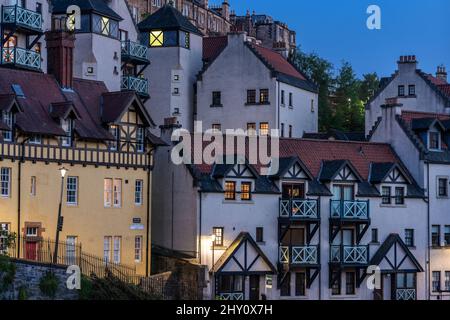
left=0, top=27, right=164, bottom=276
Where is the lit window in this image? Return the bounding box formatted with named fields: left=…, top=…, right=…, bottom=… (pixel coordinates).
left=241, top=182, right=251, bottom=201
left=66, top=176, right=78, bottom=205
left=103, top=236, right=111, bottom=262
left=113, top=179, right=122, bottom=207
left=259, top=89, right=269, bottom=103
left=30, top=176, right=36, bottom=196
left=101, top=17, right=110, bottom=36
left=110, top=125, right=119, bottom=151
left=150, top=30, right=163, bottom=47
left=113, top=236, right=121, bottom=263
left=224, top=181, right=236, bottom=200
left=381, top=186, right=391, bottom=204
left=104, top=178, right=112, bottom=207
left=247, top=123, right=256, bottom=135
left=135, top=236, right=142, bottom=262
left=135, top=180, right=143, bottom=205
left=259, top=122, right=269, bottom=136
left=212, top=227, right=223, bottom=246
left=136, top=127, right=144, bottom=153
left=0, top=168, right=11, bottom=197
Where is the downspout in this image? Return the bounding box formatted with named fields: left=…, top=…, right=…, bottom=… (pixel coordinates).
left=426, top=162, right=431, bottom=300
left=145, top=148, right=154, bottom=277
left=17, top=138, right=29, bottom=258
left=198, top=190, right=202, bottom=264
left=318, top=195, right=322, bottom=300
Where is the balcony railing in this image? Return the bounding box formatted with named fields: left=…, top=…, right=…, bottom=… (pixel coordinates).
left=396, top=289, right=416, bottom=300
left=121, top=40, right=149, bottom=63
left=330, top=200, right=369, bottom=220
left=218, top=293, right=244, bottom=300
left=121, top=76, right=149, bottom=97
left=330, top=245, right=368, bottom=265
left=1, top=47, right=41, bottom=70
left=1, top=5, right=42, bottom=32
left=279, top=198, right=319, bottom=219
left=279, top=245, right=318, bottom=265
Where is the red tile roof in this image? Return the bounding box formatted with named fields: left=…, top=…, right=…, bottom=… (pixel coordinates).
left=438, top=84, right=450, bottom=98
left=427, top=74, right=447, bottom=86
left=400, top=110, right=450, bottom=126
left=203, top=36, right=228, bottom=61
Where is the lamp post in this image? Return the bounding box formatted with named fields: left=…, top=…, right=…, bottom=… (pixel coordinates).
left=53, top=167, right=67, bottom=264
left=211, top=234, right=216, bottom=300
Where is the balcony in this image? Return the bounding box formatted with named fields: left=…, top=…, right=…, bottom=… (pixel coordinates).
left=279, top=245, right=319, bottom=266
left=395, top=289, right=416, bottom=300
left=121, top=40, right=149, bottom=65
left=218, top=293, right=244, bottom=300
left=121, top=76, right=149, bottom=98
left=1, top=5, right=43, bottom=33
left=279, top=198, right=319, bottom=220
left=1, top=47, right=41, bottom=71
left=330, top=245, right=369, bottom=265
left=330, top=200, right=369, bottom=220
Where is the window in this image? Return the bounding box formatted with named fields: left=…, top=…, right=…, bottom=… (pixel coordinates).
left=150, top=30, right=163, bottom=47
left=438, top=178, right=448, bottom=197
left=0, top=223, right=10, bottom=253
left=398, top=85, right=405, bottom=97
left=256, top=227, right=263, bottom=242
left=212, top=124, right=221, bottom=132
left=280, top=272, right=291, bottom=296
left=280, top=90, right=285, bottom=105
left=224, top=181, right=236, bottom=200
left=432, top=225, right=440, bottom=247
left=331, top=272, right=341, bottom=295
left=247, top=123, right=256, bottom=135
left=100, top=17, right=110, bottom=36
left=445, top=272, right=450, bottom=291
left=66, top=176, right=78, bottom=205
left=212, top=91, right=221, bottom=106
left=152, top=0, right=162, bottom=7
left=134, top=236, right=142, bottom=262
left=66, top=236, right=77, bottom=265
left=110, top=125, right=119, bottom=150
left=408, top=85, right=416, bottom=96
left=136, top=127, right=144, bottom=153
left=182, top=32, right=190, bottom=49
left=259, top=89, right=269, bottom=103
left=36, top=2, right=42, bottom=14
left=212, top=227, right=223, bottom=246
left=432, top=271, right=441, bottom=292
left=61, top=119, right=73, bottom=147
left=247, top=90, right=256, bottom=104
left=405, top=229, right=414, bottom=247
left=173, top=87, right=179, bottom=95
left=104, top=178, right=112, bottom=207
left=26, top=227, right=38, bottom=237
left=2, top=111, right=13, bottom=142
left=173, top=74, right=180, bottom=81
left=288, top=125, right=292, bottom=138
left=29, top=135, right=41, bottom=144
left=310, top=99, right=315, bottom=112
left=395, top=187, right=405, bottom=205
left=135, top=180, right=143, bottom=205
left=429, top=131, right=440, bottom=150
left=371, top=228, right=378, bottom=243
left=119, top=29, right=128, bottom=41
left=289, top=92, right=293, bottom=107
left=259, top=123, right=269, bottom=136
left=103, top=236, right=111, bottom=262
left=346, top=272, right=356, bottom=295
left=241, top=182, right=251, bottom=201
left=295, top=272, right=306, bottom=296
left=381, top=186, right=391, bottom=204
left=280, top=123, right=284, bottom=137
left=30, top=176, right=36, bottom=196
left=0, top=168, right=10, bottom=197
left=219, top=275, right=243, bottom=293
left=113, top=236, right=121, bottom=263
left=113, top=179, right=122, bottom=207
left=444, top=226, right=450, bottom=246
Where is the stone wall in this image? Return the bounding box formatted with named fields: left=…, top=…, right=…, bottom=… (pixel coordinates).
left=1, top=260, right=78, bottom=300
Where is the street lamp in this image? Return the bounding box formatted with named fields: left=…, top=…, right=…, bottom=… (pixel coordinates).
left=53, top=167, right=67, bottom=264
left=211, top=234, right=216, bottom=300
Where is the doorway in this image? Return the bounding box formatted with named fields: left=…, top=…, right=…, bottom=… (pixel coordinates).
left=373, top=274, right=384, bottom=300
left=249, top=275, right=260, bottom=300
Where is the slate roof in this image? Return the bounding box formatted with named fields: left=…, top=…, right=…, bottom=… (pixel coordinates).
left=51, top=0, right=123, bottom=20
left=203, top=36, right=228, bottom=62
left=137, top=4, right=202, bottom=35
left=369, top=162, right=396, bottom=184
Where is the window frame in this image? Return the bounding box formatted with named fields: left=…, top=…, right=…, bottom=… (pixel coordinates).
left=395, top=186, right=405, bottom=205
left=381, top=186, right=391, bottom=204
left=212, top=91, right=222, bottom=106
left=240, top=182, right=252, bottom=201
left=135, top=179, right=143, bottom=206
left=113, top=236, right=121, bottom=263
left=224, top=181, right=236, bottom=200
left=408, top=84, right=416, bottom=96
left=428, top=131, right=441, bottom=151
left=444, top=225, right=450, bottom=246
left=371, top=228, right=379, bottom=243
left=259, top=89, right=269, bottom=104
left=256, top=227, right=264, bottom=243
left=398, top=85, right=405, bottom=97
left=432, top=271, right=441, bottom=292
left=405, top=229, right=414, bottom=247
left=438, top=177, right=449, bottom=198
left=103, top=236, right=112, bottom=263
left=66, top=176, right=78, bottom=205
left=134, top=235, right=142, bottom=262
left=0, top=167, right=11, bottom=197
left=259, top=122, right=269, bottom=136
left=432, top=225, right=441, bottom=247
left=30, top=176, right=36, bottom=196
left=113, top=179, right=122, bottom=208
left=345, top=272, right=356, bottom=295
left=212, top=227, right=223, bottom=246
left=246, top=89, right=256, bottom=104
left=295, top=272, right=306, bottom=296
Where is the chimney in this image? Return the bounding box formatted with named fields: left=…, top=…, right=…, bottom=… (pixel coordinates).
left=397, top=55, right=418, bottom=74
left=436, top=65, right=448, bottom=83
left=45, top=17, right=75, bottom=89
left=160, top=117, right=182, bottom=143
left=380, top=98, right=403, bottom=144
left=221, top=1, right=230, bottom=21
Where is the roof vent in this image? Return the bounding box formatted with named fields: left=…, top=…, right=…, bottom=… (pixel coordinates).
left=11, top=84, right=25, bottom=98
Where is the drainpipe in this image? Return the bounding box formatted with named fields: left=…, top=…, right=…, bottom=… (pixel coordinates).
left=145, top=166, right=151, bottom=277
left=198, top=190, right=202, bottom=264
left=426, top=162, right=431, bottom=300
left=318, top=196, right=322, bottom=300
left=17, top=137, right=30, bottom=258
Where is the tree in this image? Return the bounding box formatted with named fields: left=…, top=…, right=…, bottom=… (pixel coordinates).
left=359, top=72, right=380, bottom=103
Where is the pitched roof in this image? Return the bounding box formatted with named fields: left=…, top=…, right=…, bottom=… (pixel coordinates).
left=51, top=0, right=123, bottom=20
left=203, top=36, right=228, bottom=61
left=303, top=130, right=366, bottom=142
left=137, top=4, right=202, bottom=35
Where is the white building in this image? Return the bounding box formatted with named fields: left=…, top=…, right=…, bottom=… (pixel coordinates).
left=152, top=123, right=428, bottom=300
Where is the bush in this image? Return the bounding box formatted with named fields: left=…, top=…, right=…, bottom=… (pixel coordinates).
left=18, top=286, right=28, bottom=300
left=78, top=275, right=93, bottom=300
left=0, top=255, right=16, bottom=292
left=39, top=271, right=58, bottom=299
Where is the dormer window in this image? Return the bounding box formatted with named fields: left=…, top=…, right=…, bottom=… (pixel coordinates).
left=428, top=131, right=441, bottom=150
left=61, top=119, right=73, bottom=147
left=2, top=111, right=13, bottom=142
left=92, top=15, right=119, bottom=38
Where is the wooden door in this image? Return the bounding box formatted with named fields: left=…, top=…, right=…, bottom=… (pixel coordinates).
left=249, top=275, right=260, bottom=300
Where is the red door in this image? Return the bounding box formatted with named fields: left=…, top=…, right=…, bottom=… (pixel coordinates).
left=25, top=241, right=38, bottom=261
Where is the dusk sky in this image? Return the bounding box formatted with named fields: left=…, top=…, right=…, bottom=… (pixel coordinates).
left=219, top=0, right=450, bottom=78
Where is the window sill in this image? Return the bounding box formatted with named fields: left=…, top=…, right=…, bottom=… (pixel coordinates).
left=210, top=104, right=223, bottom=108
left=288, top=105, right=293, bottom=109
left=245, top=102, right=270, bottom=106
left=222, top=200, right=255, bottom=205
left=380, top=204, right=406, bottom=208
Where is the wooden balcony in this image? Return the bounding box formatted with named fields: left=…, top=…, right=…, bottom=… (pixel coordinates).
left=218, top=292, right=244, bottom=300
left=1, top=5, right=43, bottom=34
left=121, top=76, right=149, bottom=99
left=1, top=47, right=41, bottom=71
left=329, top=245, right=369, bottom=266
left=330, top=200, right=369, bottom=221
left=279, top=198, right=319, bottom=220
left=396, top=289, right=416, bottom=300
left=121, top=40, right=149, bottom=65
left=279, top=245, right=319, bottom=266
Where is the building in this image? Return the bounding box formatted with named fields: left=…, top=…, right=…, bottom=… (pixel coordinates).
left=366, top=55, right=450, bottom=136
left=197, top=32, right=317, bottom=137
left=0, top=13, right=164, bottom=275
left=152, top=123, right=428, bottom=300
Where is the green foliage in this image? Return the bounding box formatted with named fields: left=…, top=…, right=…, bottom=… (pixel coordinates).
left=88, top=275, right=161, bottom=300
left=39, top=271, right=58, bottom=299
left=0, top=255, right=16, bottom=292
left=78, top=275, right=93, bottom=300
left=18, top=286, right=28, bottom=300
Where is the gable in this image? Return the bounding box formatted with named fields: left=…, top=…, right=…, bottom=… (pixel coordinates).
left=283, top=162, right=309, bottom=180
left=226, top=164, right=256, bottom=178
left=334, top=165, right=359, bottom=182
left=384, top=167, right=407, bottom=183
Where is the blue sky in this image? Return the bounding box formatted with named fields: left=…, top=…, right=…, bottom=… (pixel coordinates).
left=217, top=0, right=450, bottom=78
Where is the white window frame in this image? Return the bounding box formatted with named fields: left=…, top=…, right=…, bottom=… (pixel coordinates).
left=104, top=178, right=112, bottom=207
left=135, top=179, right=143, bottom=205
left=104, top=236, right=111, bottom=263
left=66, top=176, right=78, bottom=205
left=30, top=176, right=36, bottom=196
left=61, top=119, right=73, bottom=147
left=136, top=127, right=144, bottom=153
left=26, top=227, right=38, bottom=237
left=113, top=179, right=122, bottom=208
left=0, top=167, right=11, bottom=197
left=110, top=125, right=119, bottom=151
left=29, top=135, right=41, bottom=144
left=113, top=236, right=121, bottom=263
left=134, top=236, right=142, bottom=262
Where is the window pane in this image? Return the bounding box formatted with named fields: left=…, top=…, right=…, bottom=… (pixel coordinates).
left=224, top=181, right=235, bottom=200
